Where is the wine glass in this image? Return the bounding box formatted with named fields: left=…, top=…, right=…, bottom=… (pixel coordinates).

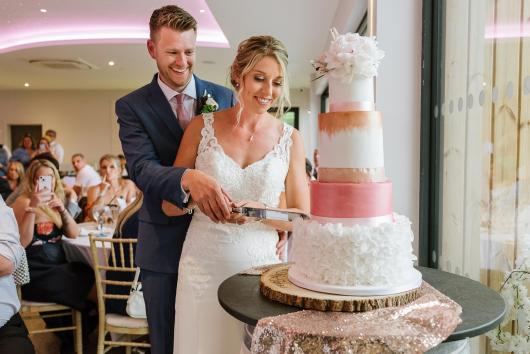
left=92, top=205, right=109, bottom=232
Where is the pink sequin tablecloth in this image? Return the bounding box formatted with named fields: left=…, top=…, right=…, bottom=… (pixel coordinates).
left=251, top=282, right=462, bottom=354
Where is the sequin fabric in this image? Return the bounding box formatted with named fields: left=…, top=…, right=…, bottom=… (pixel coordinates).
left=251, top=282, right=462, bottom=354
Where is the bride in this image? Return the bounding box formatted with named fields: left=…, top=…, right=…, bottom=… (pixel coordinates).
left=162, top=35, right=309, bottom=353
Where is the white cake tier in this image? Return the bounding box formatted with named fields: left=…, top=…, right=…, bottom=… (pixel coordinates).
left=328, top=76, right=374, bottom=111
left=289, top=214, right=418, bottom=289
left=319, top=111, right=384, bottom=169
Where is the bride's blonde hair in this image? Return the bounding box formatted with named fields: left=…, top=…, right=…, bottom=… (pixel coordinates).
left=22, top=159, right=66, bottom=228
left=229, top=35, right=291, bottom=123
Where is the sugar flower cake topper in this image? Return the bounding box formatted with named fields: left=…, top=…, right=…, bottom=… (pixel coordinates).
left=312, top=28, right=385, bottom=83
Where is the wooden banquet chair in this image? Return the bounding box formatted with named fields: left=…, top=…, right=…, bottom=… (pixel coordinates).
left=89, top=236, right=149, bottom=354
left=18, top=289, right=83, bottom=353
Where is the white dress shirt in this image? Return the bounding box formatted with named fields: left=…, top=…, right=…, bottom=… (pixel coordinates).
left=157, top=74, right=197, bottom=124
left=0, top=196, right=24, bottom=327
left=75, top=164, right=101, bottom=188
left=50, top=140, right=65, bottom=165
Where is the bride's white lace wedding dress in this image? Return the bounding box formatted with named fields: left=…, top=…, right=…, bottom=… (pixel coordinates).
left=173, top=113, right=293, bottom=354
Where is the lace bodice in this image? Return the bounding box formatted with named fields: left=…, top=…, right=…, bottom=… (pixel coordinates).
left=195, top=112, right=293, bottom=210
left=177, top=112, right=293, bottom=300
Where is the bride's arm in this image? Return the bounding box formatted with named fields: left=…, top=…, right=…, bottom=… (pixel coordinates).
left=161, top=117, right=203, bottom=217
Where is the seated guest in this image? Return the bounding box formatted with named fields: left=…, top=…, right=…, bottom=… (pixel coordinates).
left=10, top=159, right=95, bottom=311
left=1, top=161, right=24, bottom=198
left=305, top=158, right=314, bottom=183
left=0, top=179, right=10, bottom=200
left=71, top=153, right=101, bottom=197
left=0, top=143, right=9, bottom=176
left=86, top=154, right=137, bottom=219
left=44, top=129, right=65, bottom=166
left=117, top=154, right=129, bottom=178
left=10, top=134, right=36, bottom=168
left=0, top=195, right=35, bottom=354
left=6, top=154, right=81, bottom=221
left=34, top=136, right=57, bottom=161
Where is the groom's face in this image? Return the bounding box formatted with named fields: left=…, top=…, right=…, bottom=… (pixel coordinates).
left=148, top=26, right=196, bottom=92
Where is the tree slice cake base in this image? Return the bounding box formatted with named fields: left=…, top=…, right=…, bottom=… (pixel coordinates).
left=260, top=264, right=421, bottom=312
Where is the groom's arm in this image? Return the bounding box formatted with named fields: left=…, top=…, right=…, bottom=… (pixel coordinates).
left=116, top=98, right=188, bottom=208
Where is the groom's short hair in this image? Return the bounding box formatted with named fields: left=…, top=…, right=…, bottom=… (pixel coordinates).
left=149, top=5, right=197, bottom=40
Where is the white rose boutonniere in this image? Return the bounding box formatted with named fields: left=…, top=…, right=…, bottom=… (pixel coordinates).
left=199, top=90, right=219, bottom=113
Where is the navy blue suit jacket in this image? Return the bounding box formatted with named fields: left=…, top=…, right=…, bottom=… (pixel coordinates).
left=116, top=74, right=235, bottom=273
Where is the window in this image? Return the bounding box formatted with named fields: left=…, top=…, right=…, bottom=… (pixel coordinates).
left=269, top=107, right=299, bottom=129
left=422, top=0, right=530, bottom=351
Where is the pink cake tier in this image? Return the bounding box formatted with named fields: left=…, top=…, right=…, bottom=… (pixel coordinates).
left=310, top=181, right=393, bottom=219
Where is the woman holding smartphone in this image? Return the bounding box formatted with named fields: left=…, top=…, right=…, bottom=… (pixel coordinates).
left=10, top=159, right=95, bottom=314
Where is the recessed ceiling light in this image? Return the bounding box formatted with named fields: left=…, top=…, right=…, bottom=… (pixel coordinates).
left=108, top=61, right=115, bottom=66
left=40, top=8, right=47, bottom=13
left=24, top=82, right=30, bottom=87
left=199, top=9, right=206, bottom=13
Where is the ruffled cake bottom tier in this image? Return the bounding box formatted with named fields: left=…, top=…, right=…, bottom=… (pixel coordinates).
left=289, top=214, right=421, bottom=296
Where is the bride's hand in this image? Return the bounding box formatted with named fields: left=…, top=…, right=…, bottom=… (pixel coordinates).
left=228, top=200, right=264, bottom=225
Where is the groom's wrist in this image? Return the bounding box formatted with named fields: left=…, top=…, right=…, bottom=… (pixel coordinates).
left=180, top=169, right=192, bottom=203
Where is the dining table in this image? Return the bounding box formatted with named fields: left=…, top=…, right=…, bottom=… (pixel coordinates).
left=62, top=222, right=115, bottom=266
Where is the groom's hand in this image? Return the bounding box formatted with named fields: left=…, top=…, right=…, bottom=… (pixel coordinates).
left=181, top=169, right=232, bottom=223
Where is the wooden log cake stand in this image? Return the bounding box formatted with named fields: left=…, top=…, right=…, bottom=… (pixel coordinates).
left=260, top=264, right=421, bottom=312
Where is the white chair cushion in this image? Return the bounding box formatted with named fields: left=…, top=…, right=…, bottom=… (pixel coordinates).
left=106, top=313, right=148, bottom=328
left=21, top=300, right=60, bottom=307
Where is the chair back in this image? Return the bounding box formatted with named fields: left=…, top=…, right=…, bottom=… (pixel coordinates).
left=89, top=236, right=138, bottom=318
left=104, top=193, right=142, bottom=314
left=115, top=192, right=143, bottom=238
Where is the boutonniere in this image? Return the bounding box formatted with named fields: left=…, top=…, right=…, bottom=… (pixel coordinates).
left=199, top=90, right=219, bottom=113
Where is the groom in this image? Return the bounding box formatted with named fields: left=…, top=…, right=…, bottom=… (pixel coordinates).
left=115, top=5, right=235, bottom=354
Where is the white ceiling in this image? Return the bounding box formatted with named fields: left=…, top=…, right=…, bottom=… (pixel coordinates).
left=0, top=0, right=342, bottom=90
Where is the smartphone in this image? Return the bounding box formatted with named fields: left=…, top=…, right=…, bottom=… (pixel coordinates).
left=37, top=175, right=53, bottom=193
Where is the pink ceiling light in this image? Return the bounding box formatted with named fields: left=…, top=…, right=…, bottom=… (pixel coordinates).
left=0, top=0, right=229, bottom=53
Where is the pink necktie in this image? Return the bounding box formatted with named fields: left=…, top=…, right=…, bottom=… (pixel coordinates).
left=175, top=93, right=189, bottom=130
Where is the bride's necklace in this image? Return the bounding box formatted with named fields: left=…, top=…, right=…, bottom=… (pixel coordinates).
left=245, top=119, right=263, bottom=143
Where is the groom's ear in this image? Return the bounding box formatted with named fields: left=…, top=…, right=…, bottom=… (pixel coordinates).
left=147, top=39, right=157, bottom=59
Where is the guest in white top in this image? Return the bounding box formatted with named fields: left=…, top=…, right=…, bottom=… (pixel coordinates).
left=45, top=129, right=64, bottom=166
left=71, top=153, right=101, bottom=197
left=0, top=195, right=35, bottom=354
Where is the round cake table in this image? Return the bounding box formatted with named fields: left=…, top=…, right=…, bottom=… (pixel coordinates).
left=218, top=266, right=506, bottom=346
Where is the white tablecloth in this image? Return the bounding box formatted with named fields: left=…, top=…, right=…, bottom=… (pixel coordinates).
left=62, top=222, right=114, bottom=266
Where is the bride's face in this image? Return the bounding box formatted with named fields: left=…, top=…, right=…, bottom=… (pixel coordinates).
left=240, top=56, right=283, bottom=114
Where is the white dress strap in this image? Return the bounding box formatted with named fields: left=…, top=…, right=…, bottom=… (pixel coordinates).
left=197, top=113, right=220, bottom=155
left=275, top=123, right=294, bottom=165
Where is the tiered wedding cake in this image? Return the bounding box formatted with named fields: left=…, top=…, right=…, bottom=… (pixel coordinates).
left=288, top=30, right=422, bottom=296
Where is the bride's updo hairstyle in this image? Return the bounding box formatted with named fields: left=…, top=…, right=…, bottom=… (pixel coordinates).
left=230, top=35, right=291, bottom=121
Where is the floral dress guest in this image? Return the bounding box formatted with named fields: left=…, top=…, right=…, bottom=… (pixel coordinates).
left=11, top=159, right=94, bottom=311
left=10, top=135, right=36, bottom=168
left=2, top=161, right=24, bottom=198
left=86, top=154, right=137, bottom=220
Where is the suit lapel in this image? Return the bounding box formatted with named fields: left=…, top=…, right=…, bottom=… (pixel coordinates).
left=146, top=75, right=184, bottom=140
left=194, top=75, right=209, bottom=115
